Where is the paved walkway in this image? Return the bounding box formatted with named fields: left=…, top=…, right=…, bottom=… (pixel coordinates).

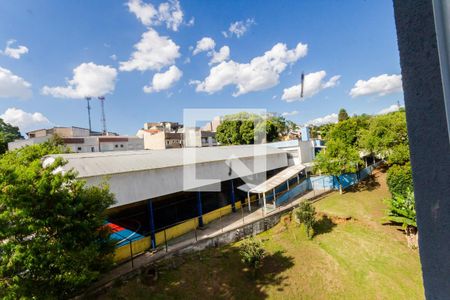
left=89, top=188, right=331, bottom=292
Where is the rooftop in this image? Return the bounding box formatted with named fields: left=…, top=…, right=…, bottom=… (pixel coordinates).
left=47, top=144, right=287, bottom=178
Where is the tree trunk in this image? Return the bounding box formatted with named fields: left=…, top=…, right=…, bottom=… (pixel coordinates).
left=405, top=226, right=419, bottom=249
left=335, top=176, right=343, bottom=194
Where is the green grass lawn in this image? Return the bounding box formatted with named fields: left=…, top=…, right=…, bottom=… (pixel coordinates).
left=98, top=171, right=424, bottom=300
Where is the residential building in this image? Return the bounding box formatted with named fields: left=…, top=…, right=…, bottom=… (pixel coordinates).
left=137, top=123, right=217, bottom=150
left=8, top=126, right=144, bottom=153
left=143, top=121, right=182, bottom=133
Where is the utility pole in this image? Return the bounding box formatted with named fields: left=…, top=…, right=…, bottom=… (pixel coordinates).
left=85, top=97, right=92, bottom=133
left=300, top=72, right=305, bottom=98
left=98, top=96, right=107, bottom=135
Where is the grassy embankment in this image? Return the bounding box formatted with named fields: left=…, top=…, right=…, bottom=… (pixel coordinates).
left=99, top=170, right=424, bottom=300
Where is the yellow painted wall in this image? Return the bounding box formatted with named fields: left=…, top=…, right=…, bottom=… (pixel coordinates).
left=114, top=200, right=244, bottom=262
left=114, top=236, right=151, bottom=262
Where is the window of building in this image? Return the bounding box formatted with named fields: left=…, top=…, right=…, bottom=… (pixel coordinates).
left=77, top=147, right=82, bottom=151
left=120, top=144, right=124, bottom=148
left=115, top=144, right=118, bottom=148
left=91, top=147, right=95, bottom=152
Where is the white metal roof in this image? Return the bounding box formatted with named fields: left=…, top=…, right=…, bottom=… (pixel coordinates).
left=248, top=163, right=306, bottom=194
left=236, top=183, right=258, bottom=193
left=46, top=144, right=287, bottom=178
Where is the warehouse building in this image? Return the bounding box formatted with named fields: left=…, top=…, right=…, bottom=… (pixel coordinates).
left=45, top=144, right=307, bottom=254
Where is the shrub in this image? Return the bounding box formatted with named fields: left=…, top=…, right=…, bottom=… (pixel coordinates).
left=386, top=188, right=416, bottom=229
left=239, top=238, right=265, bottom=277
left=386, top=163, right=413, bottom=197
left=294, top=201, right=316, bottom=238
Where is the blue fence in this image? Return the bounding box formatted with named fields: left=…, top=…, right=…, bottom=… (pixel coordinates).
left=273, top=162, right=381, bottom=207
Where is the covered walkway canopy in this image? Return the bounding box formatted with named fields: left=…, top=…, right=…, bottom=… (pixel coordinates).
left=237, top=163, right=306, bottom=212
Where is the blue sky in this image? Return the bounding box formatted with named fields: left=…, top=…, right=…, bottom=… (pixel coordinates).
left=0, top=0, right=403, bottom=135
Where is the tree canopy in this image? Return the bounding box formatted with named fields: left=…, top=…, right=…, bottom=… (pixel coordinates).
left=358, top=110, right=409, bottom=162
left=0, top=140, right=115, bottom=299
left=0, top=118, right=22, bottom=154
left=313, top=139, right=361, bottom=193
left=216, top=113, right=291, bottom=145
left=338, top=108, right=349, bottom=122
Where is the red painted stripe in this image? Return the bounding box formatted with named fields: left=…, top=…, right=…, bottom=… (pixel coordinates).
left=106, top=223, right=125, bottom=232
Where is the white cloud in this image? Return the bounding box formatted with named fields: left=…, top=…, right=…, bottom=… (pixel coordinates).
left=187, top=17, right=195, bottom=27
left=377, top=104, right=403, bottom=115
left=143, top=65, right=182, bottom=93
left=0, top=67, right=32, bottom=99
left=126, top=0, right=184, bottom=31
left=281, top=110, right=299, bottom=117
left=120, top=28, right=180, bottom=72
left=349, top=74, right=402, bottom=97
left=1, top=107, right=51, bottom=133
left=210, top=46, right=230, bottom=65
left=192, top=37, right=230, bottom=65
left=223, top=18, right=255, bottom=38
left=195, top=42, right=308, bottom=96
left=282, top=71, right=340, bottom=102
left=110, top=54, right=117, bottom=61
left=305, top=113, right=338, bottom=126
left=1, top=40, right=29, bottom=59
left=192, top=37, right=215, bottom=55
left=42, top=62, right=117, bottom=99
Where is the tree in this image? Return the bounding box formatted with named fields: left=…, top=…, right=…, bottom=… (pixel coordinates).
left=338, top=108, right=349, bottom=122
left=0, top=140, right=115, bottom=299
left=0, top=118, right=22, bottom=154
left=216, top=113, right=290, bottom=145
left=358, top=111, right=409, bottom=163
left=314, top=139, right=361, bottom=194
left=294, top=201, right=316, bottom=238
left=216, top=120, right=243, bottom=145
left=239, top=238, right=265, bottom=277
left=239, top=120, right=255, bottom=144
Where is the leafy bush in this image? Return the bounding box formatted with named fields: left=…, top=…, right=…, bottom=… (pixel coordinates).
left=239, top=238, right=265, bottom=277
left=386, top=188, right=416, bottom=229
left=387, top=163, right=413, bottom=197
left=294, top=201, right=317, bottom=238
left=0, top=141, right=115, bottom=299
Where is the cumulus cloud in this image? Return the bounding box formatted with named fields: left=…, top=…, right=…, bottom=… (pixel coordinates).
left=210, top=46, right=230, bottom=65
left=305, top=113, right=338, bottom=126
left=223, top=18, right=255, bottom=38
left=42, top=62, right=117, bottom=99
left=194, top=42, right=308, bottom=96
left=1, top=40, right=29, bottom=59
left=120, top=28, right=180, bottom=72
left=281, top=110, right=299, bottom=117
left=1, top=107, right=51, bottom=133
left=0, top=67, right=32, bottom=99
left=349, top=74, right=402, bottom=97
left=126, top=0, right=184, bottom=31
left=143, top=65, right=182, bottom=93
left=192, top=37, right=230, bottom=65
left=192, top=37, right=215, bottom=55
left=377, top=104, right=403, bottom=115
left=282, top=71, right=340, bottom=102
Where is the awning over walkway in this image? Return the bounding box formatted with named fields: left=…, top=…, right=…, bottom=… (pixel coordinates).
left=248, top=164, right=306, bottom=194
left=236, top=183, right=257, bottom=193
